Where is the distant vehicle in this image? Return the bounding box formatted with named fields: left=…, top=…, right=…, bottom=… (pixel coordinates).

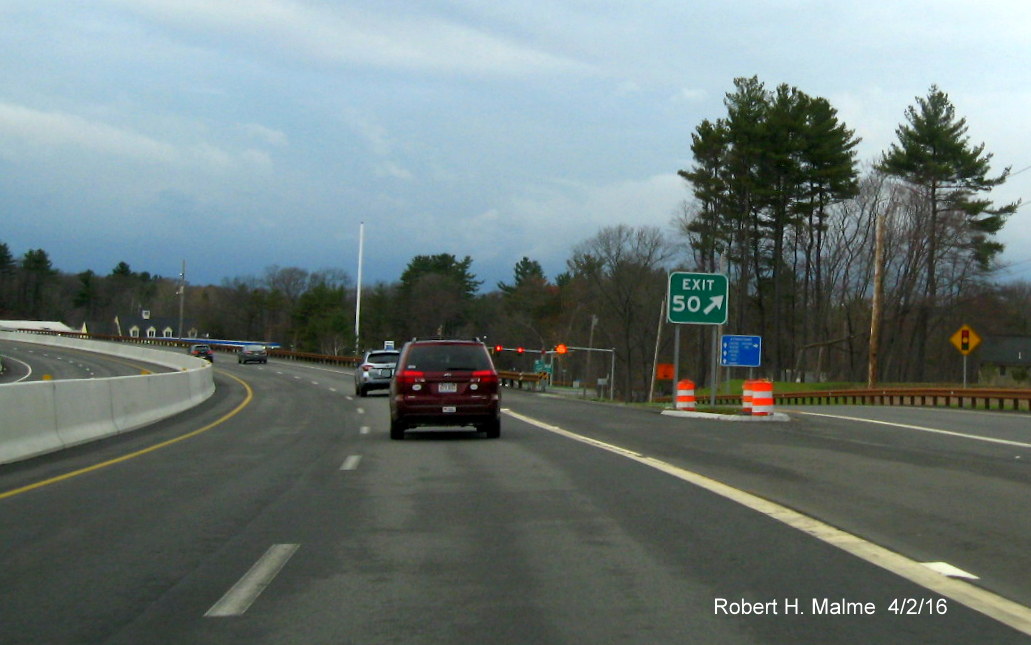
left=389, top=338, right=500, bottom=440
left=238, top=344, right=268, bottom=364
left=354, top=349, right=399, bottom=397
left=189, top=344, right=214, bottom=362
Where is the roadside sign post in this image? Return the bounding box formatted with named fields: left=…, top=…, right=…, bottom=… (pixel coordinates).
left=949, top=324, right=981, bottom=387
left=668, top=271, right=729, bottom=406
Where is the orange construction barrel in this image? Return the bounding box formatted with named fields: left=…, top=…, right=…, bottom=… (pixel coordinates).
left=751, top=379, right=774, bottom=416
left=742, top=379, right=754, bottom=413
left=675, top=379, right=696, bottom=411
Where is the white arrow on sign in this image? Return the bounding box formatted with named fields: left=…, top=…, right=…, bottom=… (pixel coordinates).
left=703, top=295, right=724, bottom=315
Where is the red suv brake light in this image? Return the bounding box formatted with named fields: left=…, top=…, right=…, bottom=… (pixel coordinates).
left=395, top=370, right=424, bottom=386
left=472, top=370, right=498, bottom=385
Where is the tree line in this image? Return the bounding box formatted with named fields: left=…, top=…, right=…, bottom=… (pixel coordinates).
left=2, top=78, right=1028, bottom=398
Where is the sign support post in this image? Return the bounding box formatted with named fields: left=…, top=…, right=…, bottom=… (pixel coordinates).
left=710, top=324, right=719, bottom=406
left=949, top=324, right=981, bottom=388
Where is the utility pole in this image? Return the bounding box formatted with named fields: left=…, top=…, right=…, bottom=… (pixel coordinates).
left=868, top=207, right=886, bottom=387
left=584, top=315, right=597, bottom=398
left=648, top=299, right=665, bottom=403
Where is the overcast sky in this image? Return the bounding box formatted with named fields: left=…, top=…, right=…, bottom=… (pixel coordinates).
left=2, top=1, right=1030, bottom=290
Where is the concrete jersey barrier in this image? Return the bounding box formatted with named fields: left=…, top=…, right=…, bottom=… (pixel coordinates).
left=0, top=331, right=215, bottom=465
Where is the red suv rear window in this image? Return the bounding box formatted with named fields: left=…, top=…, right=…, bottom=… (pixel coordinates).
left=401, top=344, right=492, bottom=372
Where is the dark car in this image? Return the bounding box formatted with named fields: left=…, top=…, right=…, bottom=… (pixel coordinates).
left=189, top=344, right=214, bottom=362
left=389, top=339, right=500, bottom=440
left=354, top=349, right=399, bottom=396
left=238, top=344, right=268, bottom=364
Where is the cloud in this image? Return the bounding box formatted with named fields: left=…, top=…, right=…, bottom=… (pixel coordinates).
left=487, top=173, right=687, bottom=274
left=0, top=100, right=272, bottom=172
left=104, top=0, right=595, bottom=78
left=0, top=101, right=178, bottom=163
left=239, top=122, right=288, bottom=147
left=344, top=111, right=393, bottom=158
left=676, top=88, right=708, bottom=103
left=617, top=80, right=641, bottom=95
left=375, top=161, right=414, bottom=181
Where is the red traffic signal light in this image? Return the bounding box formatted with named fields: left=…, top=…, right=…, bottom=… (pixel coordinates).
left=494, top=344, right=503, bottom=354
left=555, top=344, right=568, bottom=354
left=516, top=346, right=525, bottom=354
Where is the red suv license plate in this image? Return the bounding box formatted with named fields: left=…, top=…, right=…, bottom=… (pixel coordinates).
left=438, top=382, right=457, bottom=393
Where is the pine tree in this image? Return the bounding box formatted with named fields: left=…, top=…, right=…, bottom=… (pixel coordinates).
left=877, top=85, right=1018, bottom=379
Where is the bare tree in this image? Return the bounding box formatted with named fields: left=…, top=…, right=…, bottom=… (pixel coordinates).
left=567, top=225, right=675, bottom=399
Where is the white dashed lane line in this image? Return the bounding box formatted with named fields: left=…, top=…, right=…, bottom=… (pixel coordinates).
left=204, top=544, right=300, bottom=618
left=340, top=455, right=362, bottom=471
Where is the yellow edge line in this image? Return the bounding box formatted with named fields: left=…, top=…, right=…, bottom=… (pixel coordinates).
left=0, top=370, right=253, bottom=500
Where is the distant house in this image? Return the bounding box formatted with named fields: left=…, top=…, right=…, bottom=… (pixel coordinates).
left=977, top=335, right=1031, bottom=387
left=83, top=311, right=200, bottom=340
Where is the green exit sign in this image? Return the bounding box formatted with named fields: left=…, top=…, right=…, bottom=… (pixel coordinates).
left=667, top=272, right=728, bottom=325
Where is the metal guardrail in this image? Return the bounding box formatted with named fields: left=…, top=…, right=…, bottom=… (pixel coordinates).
left=712, top=387, right=1031, bottom=412
left=19, top=331, right=1030, bottom=411
left=497, top=370, right=547, bottom=390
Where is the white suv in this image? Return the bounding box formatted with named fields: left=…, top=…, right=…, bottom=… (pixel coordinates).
left=354, top=349, right=400, bottom=397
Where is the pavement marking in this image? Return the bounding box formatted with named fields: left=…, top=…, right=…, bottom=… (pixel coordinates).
left=0, top=371, right=254, bottom=501
left=356, top=407, right=365, bottom=415
left=360, top=426, right=371, bottom=435
left=340, top=455, right=362, bottom=471
left=281, top=363, right=351, bottom=375
left=3, top=355, right=33, bottom=382
left=503, top=408, right=1031, bottom=637
left=205, top=544, right=300, bottom=617
left=924, top=561, right=980, bottom=580
left=791, top=410, right=1031, bottom=449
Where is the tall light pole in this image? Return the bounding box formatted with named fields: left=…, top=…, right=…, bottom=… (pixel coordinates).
left=354, top=221, right=364, bottom=356
left=177, top=259, right=186, bottom=340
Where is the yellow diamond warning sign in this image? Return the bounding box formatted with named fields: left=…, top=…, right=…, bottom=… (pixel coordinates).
left=949, top=324, right=981, bottom=355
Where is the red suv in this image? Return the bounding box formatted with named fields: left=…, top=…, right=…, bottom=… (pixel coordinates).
left=389, top=339, right=501, bottom=439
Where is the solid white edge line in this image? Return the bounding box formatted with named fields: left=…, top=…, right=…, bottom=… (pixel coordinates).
left=4, top=355, right=34, bottom=382
left=204, top=544, right=300, bottom=618
left=791, top=410, right=1031, bottom=449
left=503, top=408, right=1031, bottom=637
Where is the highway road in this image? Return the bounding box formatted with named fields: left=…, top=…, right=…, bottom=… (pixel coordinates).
left=1, top=357, right=1029, bottom=643
left=0, top=339, right=177, bottom=383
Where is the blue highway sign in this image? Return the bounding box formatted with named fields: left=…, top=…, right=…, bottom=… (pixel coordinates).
left=721, top=335, right=761, bottom=367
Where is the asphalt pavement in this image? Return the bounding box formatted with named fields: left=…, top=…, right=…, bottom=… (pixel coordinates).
left=0, top=360, right=1028, bottom=643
